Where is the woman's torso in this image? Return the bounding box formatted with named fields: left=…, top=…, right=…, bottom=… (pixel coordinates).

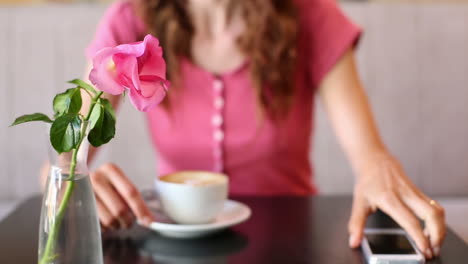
left=146, top=56, right=316, bottom=196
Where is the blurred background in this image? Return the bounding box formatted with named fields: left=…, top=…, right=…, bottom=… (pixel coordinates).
left=0, top=0, right=467, bottom=242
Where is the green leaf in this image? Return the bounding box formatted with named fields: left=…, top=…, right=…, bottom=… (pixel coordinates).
left=88, top=103, right=115, bottom=147
left=100, top=98, right=116, bottom=120
left=101, top=106, right=116, bottom=143
left=53, top=88, right=82, bottom=117
left=87, top=106, right=104, bottom=147
left=88, top=103, right=102, bottom=130
left=68, top=79, right=97, bottom=96
left=50, top=114, right=82, bottom=153
left=10, top=113, right=53, bottom=126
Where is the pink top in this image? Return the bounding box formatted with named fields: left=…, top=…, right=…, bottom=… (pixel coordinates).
left=87, top=0, right=361, bottom=196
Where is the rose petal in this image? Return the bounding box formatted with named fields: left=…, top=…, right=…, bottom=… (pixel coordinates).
left=89, top=47, right=125, bottom=95
left=115, top=41, right=145, bottom=57
left=114, top=35, right=158, bottom=58
left=113, top=53, right=140, bottom=92
left=138, top=36, right=166, bottom=78
left=128, top=75, right=169, bottom=112
left=139, top=75, right=167, bottom=97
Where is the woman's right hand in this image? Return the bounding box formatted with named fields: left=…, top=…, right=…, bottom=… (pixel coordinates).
left=90, top=163, right=155, bottom=231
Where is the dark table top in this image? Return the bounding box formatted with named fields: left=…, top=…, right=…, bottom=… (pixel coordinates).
left=0, top=195, right=467, bottom=264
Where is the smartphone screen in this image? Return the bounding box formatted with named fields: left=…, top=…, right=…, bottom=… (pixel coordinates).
left=367, top=234, right=416, bottom=254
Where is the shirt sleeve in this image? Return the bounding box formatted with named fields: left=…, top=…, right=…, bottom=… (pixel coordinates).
left=298, top=0, right=362, bottom=88
left=86, top=0, right=146, bottom=59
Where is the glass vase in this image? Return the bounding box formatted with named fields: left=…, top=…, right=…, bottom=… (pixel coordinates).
left=38, top=130, right=103, bottom=264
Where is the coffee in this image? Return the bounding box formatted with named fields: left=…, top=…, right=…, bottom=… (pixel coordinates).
left=160, top=172, right=225, bottom=186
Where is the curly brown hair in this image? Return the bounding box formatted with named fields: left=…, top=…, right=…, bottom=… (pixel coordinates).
left=135, top=0, right=298, bottom=118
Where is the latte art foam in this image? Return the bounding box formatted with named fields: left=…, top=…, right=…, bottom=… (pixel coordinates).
left=182, top=178, right=220, bottom=186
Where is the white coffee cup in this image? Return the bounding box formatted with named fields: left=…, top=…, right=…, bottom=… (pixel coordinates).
left=154, top=171, right=229, bottom=225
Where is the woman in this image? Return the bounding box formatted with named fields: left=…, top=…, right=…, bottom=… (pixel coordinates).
left=84, top=0, right=445, bottom=258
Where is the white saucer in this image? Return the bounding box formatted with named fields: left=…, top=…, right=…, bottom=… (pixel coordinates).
left=143, top=199, right=251, bottom=239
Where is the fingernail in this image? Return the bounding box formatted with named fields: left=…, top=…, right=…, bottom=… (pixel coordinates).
left=433, top=247, right=440, bottom=257
left=425, top=248, right=433, bottom=259
left=142, top=216, right=153, bottom=227
left=349, top=234, right=357, bottom=247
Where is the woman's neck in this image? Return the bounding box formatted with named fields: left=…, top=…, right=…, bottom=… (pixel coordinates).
left=187, top=0, right=246, bottom=75
left=188, top=0, right=230, bottom=37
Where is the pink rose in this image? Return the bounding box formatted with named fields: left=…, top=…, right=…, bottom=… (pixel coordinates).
left=89, top=34, right=170, bottom=112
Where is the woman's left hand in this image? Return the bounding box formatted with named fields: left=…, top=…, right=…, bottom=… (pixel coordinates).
left=348, top=151, right=446, bottom=259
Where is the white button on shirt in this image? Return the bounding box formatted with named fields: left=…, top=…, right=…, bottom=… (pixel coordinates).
left=214, top=130, right=224, bottom=142
left=212, top=114, right=223, bottom=127
left=214, top=97, right=224, bottom=109
left=213, top=79, right=224, bottom=92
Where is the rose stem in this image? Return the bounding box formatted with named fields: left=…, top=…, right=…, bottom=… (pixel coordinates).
left=39, top=91, right=104, bottom=264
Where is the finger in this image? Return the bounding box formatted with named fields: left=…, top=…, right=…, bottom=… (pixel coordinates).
left=389, top=163, right=446, bottom=256
left=92, top=170, right=133, bottom=229
left=92, top=171, right=134, bottom=229
left=348, top=195, right=371, bottom=248
left=377, top=192, right=432, bottom=259
left=425, top=200, right=446, bottom=256
left=403, top=192, right=446, bottom=256
left=95, top=195, right=118, bottom=230
left=103, top=164, right=155, bottom=226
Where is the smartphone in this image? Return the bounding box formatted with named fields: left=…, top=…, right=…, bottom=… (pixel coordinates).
left=362, top=228, right=425, bottom=264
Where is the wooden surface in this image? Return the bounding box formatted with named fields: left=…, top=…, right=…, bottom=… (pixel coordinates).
left=1, top=2, right=468, bottom=201
left=0, top=195, right=467, bottom=263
